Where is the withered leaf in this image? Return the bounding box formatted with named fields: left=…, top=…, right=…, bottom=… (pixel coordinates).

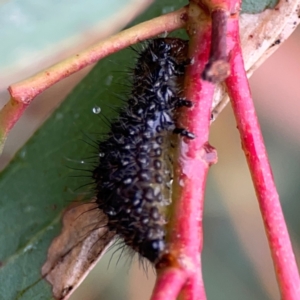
left=212, top=0, right=300, bottom=117
left=42, top=202, right=115, bottom=300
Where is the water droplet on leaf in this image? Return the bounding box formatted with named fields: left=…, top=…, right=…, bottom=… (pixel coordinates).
left=92, top=106, right=101, bottom=114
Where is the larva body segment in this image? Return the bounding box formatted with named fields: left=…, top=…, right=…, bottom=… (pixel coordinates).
left=93, top=38, right=191, bottom=263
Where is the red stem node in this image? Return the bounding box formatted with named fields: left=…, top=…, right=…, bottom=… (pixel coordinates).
left=202, top=8, right=230, bottom=83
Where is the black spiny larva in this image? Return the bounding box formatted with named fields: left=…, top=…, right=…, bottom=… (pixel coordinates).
left=92, top=38, right=194, bottom=264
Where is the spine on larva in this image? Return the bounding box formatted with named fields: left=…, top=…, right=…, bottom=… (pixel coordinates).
left=92, top=38, right=192, bottom=263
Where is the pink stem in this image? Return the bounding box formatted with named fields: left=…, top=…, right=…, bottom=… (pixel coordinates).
left=0, top=98, right=28, bottom=153
left=173, top=24, right=216, bottom=299
left=151, top=268, right=188, bottom=300
left=151, top=3, right=217, bottom=300
left=225, top=17, right=300, bottom=300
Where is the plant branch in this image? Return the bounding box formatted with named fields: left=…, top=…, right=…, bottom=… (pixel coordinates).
left=152, top=2, right=218, bottom=299
left=0, top=98, right=27, bottom=153
left=8, top=7, right=188, bottom=104
left=151, top=1, right=243, bottom=299
left=0, top=7, right=188, bottom=154
left=151, top=268, right=187, bottom=300
left=225, top=16, right=300, bottom=300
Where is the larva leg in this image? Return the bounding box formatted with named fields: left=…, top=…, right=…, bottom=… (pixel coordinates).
left=173, top=128, right=195, bottom=139
left=174, top=58, right=192, bottom=75
left=175, top=98, right=193, bottom=108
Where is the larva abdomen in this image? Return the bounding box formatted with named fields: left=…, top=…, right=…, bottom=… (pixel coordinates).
left=93, top=38, right=192, bottom=263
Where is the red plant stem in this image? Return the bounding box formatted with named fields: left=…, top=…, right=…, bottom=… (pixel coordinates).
left=225, top=17, right=300, bottom=300
left=151, top=3, right=217, bottom=300
left=174, top=21, right=216, bottom=298
left=151, top=268, right=188, bottom=300
left=0, top=98, right=28, bottom=153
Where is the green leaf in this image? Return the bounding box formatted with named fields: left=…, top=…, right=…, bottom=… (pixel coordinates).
left=241, top=0, right=279, bottom=13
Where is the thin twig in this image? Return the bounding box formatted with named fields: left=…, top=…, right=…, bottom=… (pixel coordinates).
left=8, top=7, right=188, bottom=104
left=0, top=98, right=27, bottom=153
left=151, top=268, right=187, bottom=300
left=0, top=7, right=188, bottom=154
left=225, top=15, right=300, bottom=300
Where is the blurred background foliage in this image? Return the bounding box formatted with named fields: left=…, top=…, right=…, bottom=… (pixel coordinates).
left=1, top=0, right=300, bottom=299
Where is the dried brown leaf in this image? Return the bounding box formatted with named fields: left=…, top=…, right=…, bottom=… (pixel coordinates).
left=212, top=0, right=300, bottom=117
left=41, top=203, right=115, bottom=300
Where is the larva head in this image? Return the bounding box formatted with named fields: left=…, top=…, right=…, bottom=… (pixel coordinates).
left=133, top=38, right=189, bottom=82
